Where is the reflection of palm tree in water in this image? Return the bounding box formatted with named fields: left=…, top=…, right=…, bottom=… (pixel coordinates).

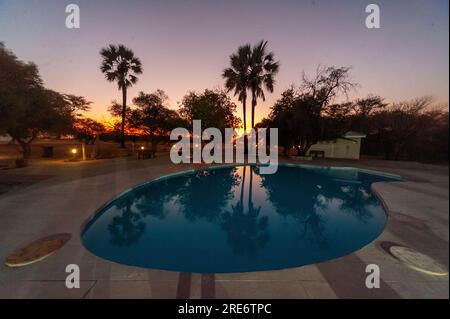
left=260, top=169, right=384, bottom=249
left=178, top=169, right=240, bottom=222
left=221, top=166, right=269, bottom=257
left=134, top=181, right=181, bottom=220
left=337, top=184, right=377, bottom=223
left=108, top=197, right=145, bottom=246
left=260, top=169, right=328, bottom=248
left=297, top=201, right=327, bottom=249
left=107, top=168, right=240, bottom=246
left=107, top=181, right=181, bottom=247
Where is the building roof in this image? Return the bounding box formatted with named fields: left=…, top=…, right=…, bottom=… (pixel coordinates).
left=343, top=131, right=366, bottom=138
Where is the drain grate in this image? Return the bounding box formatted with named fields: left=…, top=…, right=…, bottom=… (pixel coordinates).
left=380, top=241, right=448, bottom=276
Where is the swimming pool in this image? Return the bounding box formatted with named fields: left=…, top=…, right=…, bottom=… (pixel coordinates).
left=81, top=164, right=399, bottom=273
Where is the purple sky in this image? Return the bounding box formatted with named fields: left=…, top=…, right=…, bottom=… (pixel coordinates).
left=0, top=0, right=448, bottom=125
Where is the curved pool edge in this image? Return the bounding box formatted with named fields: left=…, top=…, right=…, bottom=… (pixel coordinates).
left=370, top=181, right=401, bottom=218
left=80, top=162, right=402, bottom=238
left=79, top=162, right=403, bottom=274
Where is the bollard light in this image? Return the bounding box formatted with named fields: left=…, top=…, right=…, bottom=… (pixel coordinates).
left=71, top=148, right=78, bottom=160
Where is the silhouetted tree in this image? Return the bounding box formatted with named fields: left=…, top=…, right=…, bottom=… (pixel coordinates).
left=300, top=66, right=357, bottom=106
left=352, top=95, right=387, bottom=117
left=100, top=44, right=143, bottom=148
left=74, top=118, right=105, bottom=143
left=0, top=43, right=89, bottom=163
left=107, top=100, right=127, bottom=118
left=370, top=97, right=441, bottom=160
left=179, top=89, right=241, bottom=133
left=265, top=66, right=357, bottom=156
left=128, top=90, right=182, bottom=150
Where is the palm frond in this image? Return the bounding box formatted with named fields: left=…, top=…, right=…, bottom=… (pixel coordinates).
left=99, top=44, right=143, bottom=89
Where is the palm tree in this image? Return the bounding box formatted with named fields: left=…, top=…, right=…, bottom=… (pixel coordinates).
left=249, top=40, right=279, bottom=128
left=222, top=44, right=251, bottom=134
left=100, top=44, right=143, bottom=148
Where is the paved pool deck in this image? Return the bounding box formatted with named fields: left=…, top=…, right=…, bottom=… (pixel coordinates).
left=0, top=155, right=448, bottom=298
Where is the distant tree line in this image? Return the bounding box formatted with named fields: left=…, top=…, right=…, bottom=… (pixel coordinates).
left=104, top=88, right=241, bottom=150
left=1, top=41, right=448, bottom=165
left=257, top=66, right=448, bottom=161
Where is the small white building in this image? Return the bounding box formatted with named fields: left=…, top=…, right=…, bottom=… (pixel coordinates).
left=308, top=131, right=366, bottom=160
left=0, top=134, right=12, bottom=144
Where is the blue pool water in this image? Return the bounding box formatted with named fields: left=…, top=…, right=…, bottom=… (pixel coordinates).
left=81, top=164, right=399, bottom=273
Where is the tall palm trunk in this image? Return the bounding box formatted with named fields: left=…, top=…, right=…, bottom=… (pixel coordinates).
left=248, top=167, right=253, bottom=211
left=251, top=90, right=256, bottom=129
left=120, top=86, right=127, bottom=148
left=251, top=90, right=259, bottom=156
left=242, top=94, right=247, bottom=133
left=242, top=94, right=248, bottom=154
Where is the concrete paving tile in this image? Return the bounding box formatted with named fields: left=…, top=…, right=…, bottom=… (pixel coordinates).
left=302, top=281, right=338, bottom=299
left=84, top=280, right=152, bottom=299
left=189, top=276, right=202, bottom=299
left=0, top=280, right=95, bottom=298
left=108, top=263, right=150, bottom=281
left=316, top=254, right=401, bottom=298
left=148, top=280, right=179, bottom=298
left=388, top=281, right=449, bottom=299
left=215, top=281, right=309, bottom=299
left=215, top=268, right=298, bottom=281
left=293, top=265, right=328, bottom=281
left=215, top=265, right=324, bottom=282
left=146, top=268, right=179, bottom=282
left=84, top=280, right=178, bottom=299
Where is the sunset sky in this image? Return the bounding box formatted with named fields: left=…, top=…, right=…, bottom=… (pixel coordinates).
left=0, top=0, right=448, bottom=126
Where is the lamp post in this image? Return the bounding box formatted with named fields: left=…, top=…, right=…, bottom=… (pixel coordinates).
left=81, top=142, right=86, bottom=161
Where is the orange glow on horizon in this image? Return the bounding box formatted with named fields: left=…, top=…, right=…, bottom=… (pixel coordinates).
left=83, top=108, right=265, bottom=136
